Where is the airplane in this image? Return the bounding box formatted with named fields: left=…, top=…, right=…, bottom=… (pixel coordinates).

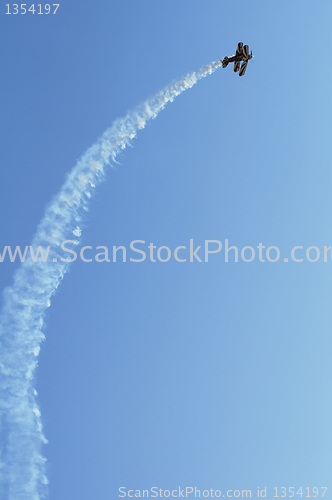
left=221, top=42, right=253, bottom=76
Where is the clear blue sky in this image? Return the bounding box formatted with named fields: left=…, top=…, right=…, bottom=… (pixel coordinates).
left=1, top=1, right=332, bottom=498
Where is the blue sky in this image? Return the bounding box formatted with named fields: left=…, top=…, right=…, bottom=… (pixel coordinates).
left=1, top=1, right=332, bottom=498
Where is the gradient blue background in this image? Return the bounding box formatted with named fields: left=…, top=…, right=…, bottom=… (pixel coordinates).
left=1, top=1, right=332, bottom=498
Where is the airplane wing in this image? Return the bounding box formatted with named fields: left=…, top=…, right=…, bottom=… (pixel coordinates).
left=239, top=61, right=248, bottom=77
left=235, top=42, right=243, bottom=56
left=242, top=44, right=249, bottom=60
left=233, top=61, right=241, bottom=72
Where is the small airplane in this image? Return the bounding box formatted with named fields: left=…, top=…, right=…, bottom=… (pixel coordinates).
left=221, top=42, right=253, bottom=76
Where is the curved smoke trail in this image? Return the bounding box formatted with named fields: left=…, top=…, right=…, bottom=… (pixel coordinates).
left=0, top=60, right=221, bottom=499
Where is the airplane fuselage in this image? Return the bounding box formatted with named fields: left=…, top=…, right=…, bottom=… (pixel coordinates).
left=227, top=55, right=245, bottom=63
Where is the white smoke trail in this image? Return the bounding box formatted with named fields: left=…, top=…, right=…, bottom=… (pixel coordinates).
left=0, top=60, right=221, bottom=499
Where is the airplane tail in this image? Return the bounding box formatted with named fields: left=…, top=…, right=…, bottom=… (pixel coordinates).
left=221, top=56, right=229, bottom=68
